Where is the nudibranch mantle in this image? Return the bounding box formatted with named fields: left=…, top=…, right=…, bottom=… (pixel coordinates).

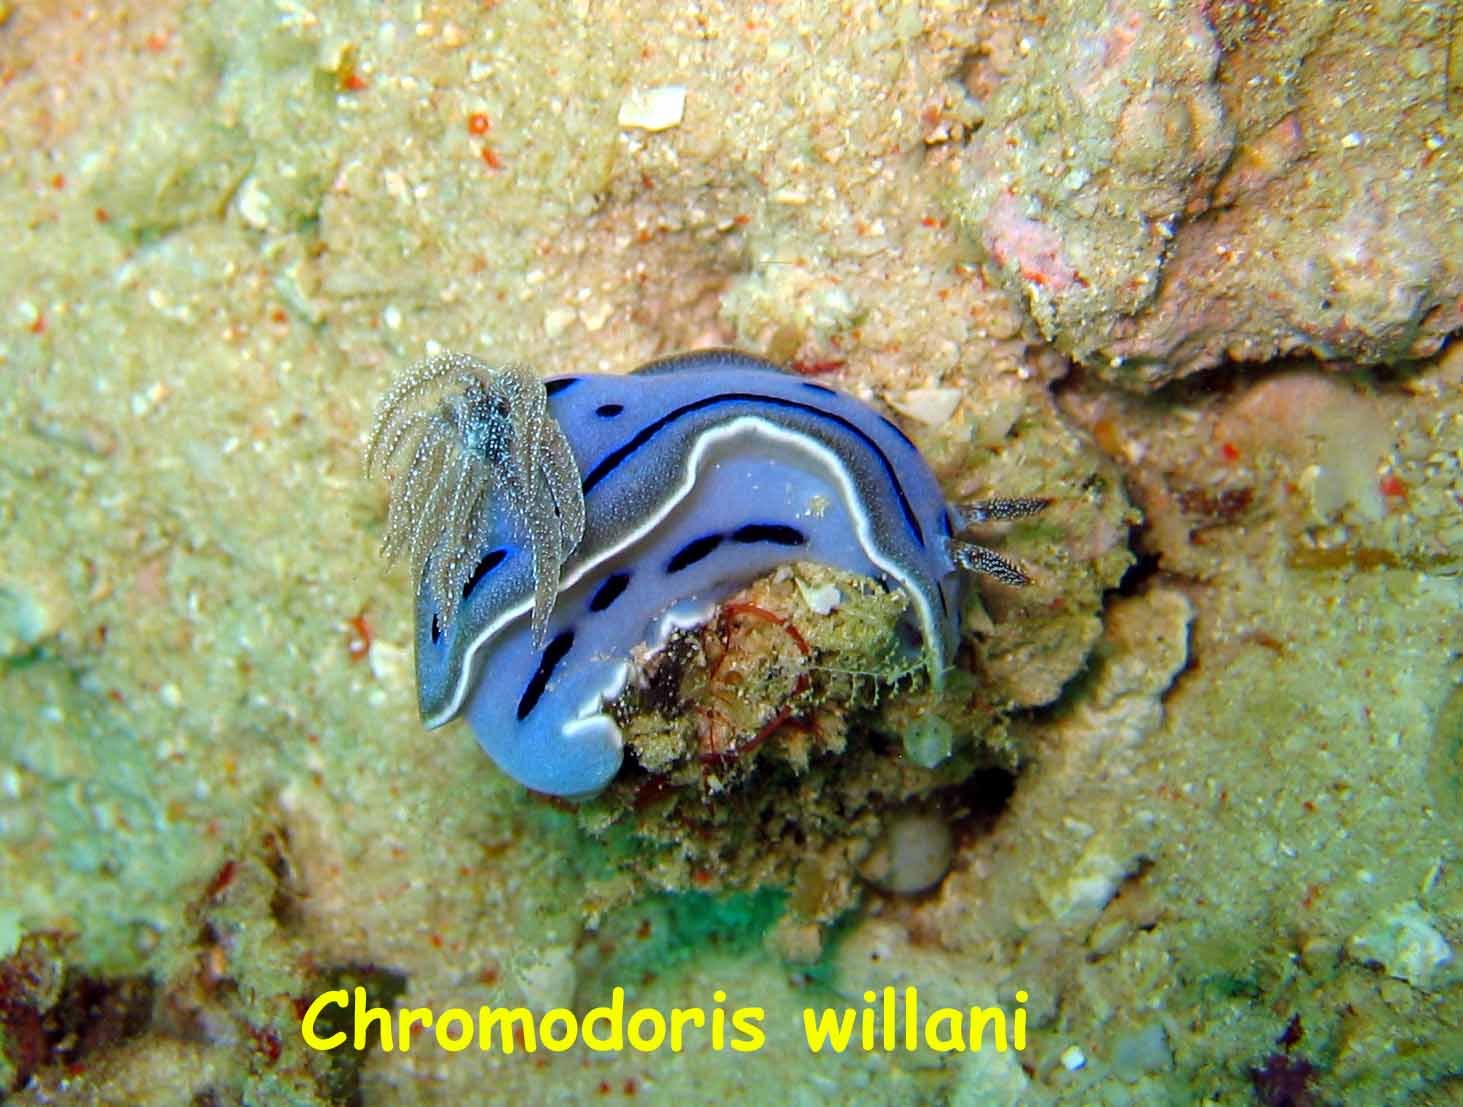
left=367, top=349, right=1041, bottom=798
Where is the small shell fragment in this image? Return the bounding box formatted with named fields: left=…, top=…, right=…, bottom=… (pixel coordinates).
left=795, top=576, right=842, bottom=615
left=858, top=812, right=954, bottom=895
left=617, top=86, right=687, bottom=132
left=890, top=387, right=962, bottom=427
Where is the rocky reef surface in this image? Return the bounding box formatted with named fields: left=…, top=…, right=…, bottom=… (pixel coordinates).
left=950, top=0, right=1463, bottom=388
left=1, top=1, right=1459, bottom=1104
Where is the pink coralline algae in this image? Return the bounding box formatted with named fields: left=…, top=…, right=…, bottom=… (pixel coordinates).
left=982, top=193, right=1081, bottom=294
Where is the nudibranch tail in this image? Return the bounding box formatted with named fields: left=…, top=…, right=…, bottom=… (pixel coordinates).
left=364, top=353, right=585, bottom=639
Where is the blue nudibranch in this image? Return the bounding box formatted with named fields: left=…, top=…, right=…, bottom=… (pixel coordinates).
left=366, top=349, right=1044, bottom=798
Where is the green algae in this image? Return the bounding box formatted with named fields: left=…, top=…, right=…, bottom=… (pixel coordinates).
left=0, top=655, right=217, bottom=974
left=582, top=890, right=786, bottom=997
left=1428, top=682, right=1463, bottom=824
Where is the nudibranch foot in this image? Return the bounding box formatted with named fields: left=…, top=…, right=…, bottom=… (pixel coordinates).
left=364, top=353, right=585, bottom=641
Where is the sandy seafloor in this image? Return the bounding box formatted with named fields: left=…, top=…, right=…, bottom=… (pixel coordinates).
left=2, top=1, right=1463, bottom=1104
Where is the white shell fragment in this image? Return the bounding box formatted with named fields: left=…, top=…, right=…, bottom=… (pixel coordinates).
left=890, top=387, right=962, bottom=427
left=617, top=86, right=687, bottom=132
left=1348, top=900, right=1454, bottom=989
left=795, top=576, right=842, bottom=615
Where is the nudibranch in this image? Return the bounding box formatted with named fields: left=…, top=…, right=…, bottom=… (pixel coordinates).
left=366, top=349, right=1044, bottom=798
